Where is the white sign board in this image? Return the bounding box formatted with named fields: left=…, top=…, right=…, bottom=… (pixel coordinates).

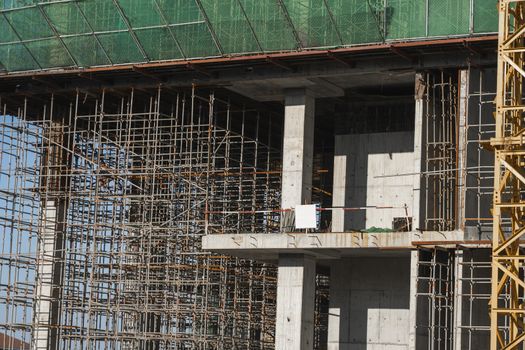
left=295, top=204, right=317, bottom=229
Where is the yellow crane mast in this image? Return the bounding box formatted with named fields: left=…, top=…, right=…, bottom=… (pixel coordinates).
left=491, top=1, right=525, bottom=349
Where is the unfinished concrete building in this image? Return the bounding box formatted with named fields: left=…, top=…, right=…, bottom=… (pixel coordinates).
left=0, top=1, right=512, bottom=349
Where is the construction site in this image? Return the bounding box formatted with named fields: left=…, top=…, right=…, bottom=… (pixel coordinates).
left=0, top=1, right=525, bottom=349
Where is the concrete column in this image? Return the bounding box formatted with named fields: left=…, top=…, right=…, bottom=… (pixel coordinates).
left=413, top=73, right=425, bottom=231
left=275, top=254, right=316, bottom=350
left=332, top=136, right=346, bottom=232
left=327, top=261, right=350, bottom=350
left=281, top=88, right=315, bottom=211
left=33, top=207, right=67, bottom=350
left=275, top=89, right=316, bottom=349
left=457, top=69, right=469, bottom=230
left=453, top=249, right=464, bottom=350
left=33, top=122, right=69, bottom=350
left=33, top=202, right=58, bottom=350
left=408, top=250, right=419, bottom=350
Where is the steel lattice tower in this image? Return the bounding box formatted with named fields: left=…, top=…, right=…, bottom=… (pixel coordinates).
left=491, top=1, right=525, bottom=348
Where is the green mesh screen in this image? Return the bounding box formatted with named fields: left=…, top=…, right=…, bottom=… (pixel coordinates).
left=0, top=42, right=39, bottom=71
left=327, top=0, right=383, bottom=44
left=0, top=15, right=18, bottom=43
left=172, top=22, right=220, bottom=58
left=474, top=0, right=498, bottom=33
left=97, top=31, right=144, bottom=64
left=239, top=0, right=297, bottom=51
left=25, top=38, right=75, bottom=68
left=4, top=7, right=53, bottom=40
left=0, top=0, right=498, bottom=73
left=62, top=36, right=111, bottom=67
left=199, top=0, right=260, bottom=53
left=78, top=0, right=127, bottom=32
left=386, top=0, right=426, bottom=39
left=282, top=0, right=341, bottom=47
left=135, top=27, right=184, bottom=61
left=43, top=3, right=92, bottom=35
left=1, top=1, right=35, bottom=10
left=157, top=0, right=220, bottom=58
left=117, top=0, right=162, bottom=28
left=428, top=0, right=470, bottom=36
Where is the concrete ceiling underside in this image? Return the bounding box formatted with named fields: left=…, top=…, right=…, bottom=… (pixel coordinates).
left=211, top=248, right=411, bottom=265
left=0, top=37, right=497, bottom=104
left=225, top=70, right=416, bottom=101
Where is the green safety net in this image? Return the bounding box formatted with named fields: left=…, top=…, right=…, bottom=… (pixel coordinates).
left=0, top=0, right=498, bottom=73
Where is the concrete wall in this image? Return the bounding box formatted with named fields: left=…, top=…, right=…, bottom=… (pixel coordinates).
left=333, top=132, right=415, bottom=231
left=328, top=257, right=411, bottom=350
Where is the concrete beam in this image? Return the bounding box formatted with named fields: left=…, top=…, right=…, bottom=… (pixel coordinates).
left=201, top=231, right=466, bottom=262
left=203, top=231, right=464, bottom=250
left=275, top=254, right=316, bottom=350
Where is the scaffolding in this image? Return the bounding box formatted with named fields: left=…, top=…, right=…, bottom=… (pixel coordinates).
left=0, top=87, right=284, bottom=349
